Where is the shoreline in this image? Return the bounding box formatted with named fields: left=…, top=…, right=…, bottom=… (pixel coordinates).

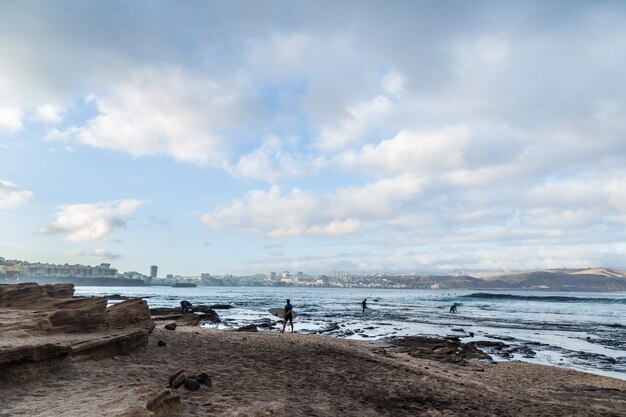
left=2, top=325, right=625, bottom=417
left=76, top=286, right=626, bottom=381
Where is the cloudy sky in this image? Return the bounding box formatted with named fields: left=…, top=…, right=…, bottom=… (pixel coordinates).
left=1, top=1, right=626, bottom=276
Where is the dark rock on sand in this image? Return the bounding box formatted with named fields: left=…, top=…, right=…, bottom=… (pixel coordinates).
left=164, top=323, right=177, bottom=331
left=157, top=340, right=166, bottom=347
left=235, top=324, right=258, bottom=332
left=184, top=378, right=201, bottom=391
left=188, top=372, right=212, bottom=387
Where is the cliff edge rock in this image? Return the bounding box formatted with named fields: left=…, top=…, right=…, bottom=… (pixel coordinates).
left=0, top=282, right=155, bottom=386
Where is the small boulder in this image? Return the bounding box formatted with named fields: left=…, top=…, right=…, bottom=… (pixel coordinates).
left=157, top=340, right=166, bottom=347
left=168, top=369, right=187, bottom=388
left=235, top=324, right=257, bottom=332
left=164, top=323, right=177, bottom=331
left=188, top=372, right=212, bottom=387
left=184, top=378, right=201, bottom=391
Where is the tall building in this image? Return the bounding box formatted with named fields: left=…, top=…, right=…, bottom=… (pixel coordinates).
left=150, top=265, right=158, bottom=281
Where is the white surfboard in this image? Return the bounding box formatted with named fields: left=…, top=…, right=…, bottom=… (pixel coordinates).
left=268, top=308, right=298, bottom=319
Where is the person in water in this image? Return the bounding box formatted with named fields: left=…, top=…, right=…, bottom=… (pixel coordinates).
left=281, top=299, right=294, bottom=333
left=361, top=298, right=368, bottom=314
left=180, top=300, right=192, bottom=313
left=449, top=303, right=458, bottom=314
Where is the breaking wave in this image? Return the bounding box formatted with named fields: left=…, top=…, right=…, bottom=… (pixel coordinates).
left=461, top=293, right=626, bottom=304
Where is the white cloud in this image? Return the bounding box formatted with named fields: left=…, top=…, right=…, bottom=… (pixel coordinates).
left=91, top=249, right=121, bottom=259
left=229, top=136, right=326, bottom=181
left=452, top=36, right=511, bottom=70
left=382, top=71, right=404, bottom=97
left=201, top=175, right=426, bottom=237
left=230, top=137, right=303, bottom=181
left=2, top=2, right=626, bottom=273
left=64, top=248, right=121, bottom=260
left=51, top=68, right=255, bottom=166
left=0, top=180, right=33, bottom=210
left=247, top=32, right=313, bottom=74
left=337, top=127, right=469, bottom=175
left=64, top=249, right=85, bottom=257
left=36, top=104, right=64, bottom=124
left=40, top=199, right=144, bottom=242
left=0, top=106, right=23, bottom=132
left=606, top=179, right=626, bottom=213
left=314, top=95, right=394, bottom=152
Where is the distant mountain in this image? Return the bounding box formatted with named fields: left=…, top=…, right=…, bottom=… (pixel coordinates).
left=476, top=268, right=626, bottom=292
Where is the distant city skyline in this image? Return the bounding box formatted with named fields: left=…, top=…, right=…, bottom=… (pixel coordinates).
left=1, top=1, right=626, bottom=276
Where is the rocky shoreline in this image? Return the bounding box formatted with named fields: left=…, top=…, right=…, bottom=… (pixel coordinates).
left=1, top=283, right=625, bottom=416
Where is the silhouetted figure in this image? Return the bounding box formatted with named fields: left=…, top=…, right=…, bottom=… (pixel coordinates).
left=361, top=298, right=368, bottom=314
left=281, top=299, right=294, bottom=333
left=180, top=300, right=192, bottom=313
left=449, top=303, right=458, bottom=314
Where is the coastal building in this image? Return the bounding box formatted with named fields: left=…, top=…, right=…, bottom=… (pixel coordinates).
left=150, top=265, right=158, bottom=279
left=26, top=262, right=118, bottom=278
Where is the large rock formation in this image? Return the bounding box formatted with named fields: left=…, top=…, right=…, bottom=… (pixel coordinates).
left=0, top=282, right=155, bottom=386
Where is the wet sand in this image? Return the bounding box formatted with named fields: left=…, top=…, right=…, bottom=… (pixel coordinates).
left=1, top=326, right=625, bottom=417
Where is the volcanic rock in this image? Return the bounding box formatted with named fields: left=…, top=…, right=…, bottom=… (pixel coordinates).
left=388, top=336, right=492, bottom=365
left=184, top=378, right=201, bottom=391
left=235, top=324, right=258, bottom=332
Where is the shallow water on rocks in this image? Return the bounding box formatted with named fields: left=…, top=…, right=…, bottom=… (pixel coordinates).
left=75, top=286, right=626, bottom=380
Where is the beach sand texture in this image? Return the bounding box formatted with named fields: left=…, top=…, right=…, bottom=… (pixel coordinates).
left=1, top=326, right=625, bottom=417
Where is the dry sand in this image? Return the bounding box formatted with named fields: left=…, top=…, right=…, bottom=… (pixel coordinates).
left=1, top=326, right=625, bottom=417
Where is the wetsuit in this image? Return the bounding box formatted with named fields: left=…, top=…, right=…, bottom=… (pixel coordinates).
left=284, top=302, right=293, bottom=324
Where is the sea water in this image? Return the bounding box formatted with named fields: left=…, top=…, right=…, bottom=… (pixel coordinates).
left=74, top=286, right=626, bottom=381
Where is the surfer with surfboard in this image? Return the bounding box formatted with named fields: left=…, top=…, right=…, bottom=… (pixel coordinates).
left=281, top=299, right=294, bottom=333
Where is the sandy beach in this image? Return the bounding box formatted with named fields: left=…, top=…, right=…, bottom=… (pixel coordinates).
left=2, top=325, right=625, bottom=417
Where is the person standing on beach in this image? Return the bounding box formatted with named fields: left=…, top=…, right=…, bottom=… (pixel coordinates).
left=361, top=298, right=368, bottom=314
left=281, top=299, right=294, bottom=333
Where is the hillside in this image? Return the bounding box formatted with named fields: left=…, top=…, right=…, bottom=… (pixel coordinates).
left=480, top=268, right=626, bottom=291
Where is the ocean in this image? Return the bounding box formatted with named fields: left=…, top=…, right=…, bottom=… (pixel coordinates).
left=74, top=286, right=626, bottom=381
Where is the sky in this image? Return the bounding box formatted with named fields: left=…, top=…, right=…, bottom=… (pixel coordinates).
left=1, top=1, right=626, bottom=277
